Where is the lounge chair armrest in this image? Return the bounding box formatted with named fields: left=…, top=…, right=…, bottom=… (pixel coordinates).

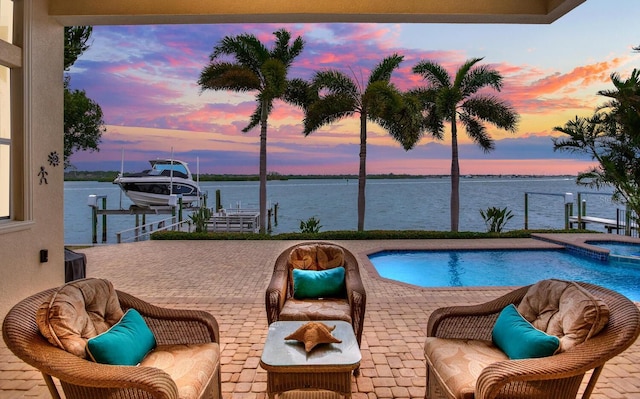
left=476, top=350, right=599, bottom=399
left=344, top=266, right=366, bottom=303
left=265, top=269, right=289, bottom=324
left=59, top=356, right=179, bottom=399
left=117, top=291, right=220, bottom=345
left=427, top=286, right=529, bottom=339
left=4, top=331, right=179, bottom=399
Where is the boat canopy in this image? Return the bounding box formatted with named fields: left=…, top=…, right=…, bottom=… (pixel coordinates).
left=149, top=160, right=190, bottom=177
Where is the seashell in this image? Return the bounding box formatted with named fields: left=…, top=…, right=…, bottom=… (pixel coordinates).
left=284, top=321, right=342, bottom=352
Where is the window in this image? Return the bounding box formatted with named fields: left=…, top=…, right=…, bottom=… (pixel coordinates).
left=0, top=65, right=8, bottom=218
left=0, top=0, right=21, bottom=224
left=0, top=0, right=12, bottom=220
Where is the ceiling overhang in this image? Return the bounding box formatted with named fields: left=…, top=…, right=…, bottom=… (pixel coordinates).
left=49, top=0, right=586, bottom=26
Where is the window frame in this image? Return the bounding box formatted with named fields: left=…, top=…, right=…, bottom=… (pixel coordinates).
left=0, top=0, right=32, bottom=233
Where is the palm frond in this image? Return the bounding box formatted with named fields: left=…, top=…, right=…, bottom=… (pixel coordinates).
left=412, top=60, right=450, bottom=88
left=368, top=54, right=404, bottom=85
left=462, top=96, right=518, bottom=131
left=453, top=57, right=483, bottom=89
left=407, top=88, right=445, bottom=139
left=552, top=115, right=605, bottom=155
left=198, top=62, right=261, bottom=92
left=284, top=78, right=317, bottom=110
left=304, top=94, right=356, bottom=134
left=212, top=34, right=270, bottom=74
left=460, top=65, right=503, bottom=97
left=458, top=113, right=494, bottom=153
left=374, top=91, right=430, bottom=150
left=313, top=70, right=359, bottom=99
left=271, top=29, right=305, bottom=66
left=242, top=99, right=273, bottom=133
left=364, top=81, right=401, bottom=112
left=261, top=59, right=287, bottom=100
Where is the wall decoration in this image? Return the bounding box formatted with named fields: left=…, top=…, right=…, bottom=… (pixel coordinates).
left=38, top=166, right=48, bottom=185
left=48, top=151, right=60, bottom=167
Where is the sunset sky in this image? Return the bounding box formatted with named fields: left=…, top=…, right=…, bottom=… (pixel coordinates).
left=67, top=0, right=640, bottom=176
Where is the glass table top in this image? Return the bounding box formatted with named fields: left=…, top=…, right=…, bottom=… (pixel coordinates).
left=261, top=320, right=361, bottom=367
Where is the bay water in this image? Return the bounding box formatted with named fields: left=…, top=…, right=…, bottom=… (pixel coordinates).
left=64, top=176, right=620, bottom=245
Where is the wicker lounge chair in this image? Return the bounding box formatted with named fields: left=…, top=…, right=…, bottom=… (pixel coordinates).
left=265, top=242, right=366, bottom=347
left=424, top=279, right=640, bottom=399
left=2, top=279, right=222, bottom=399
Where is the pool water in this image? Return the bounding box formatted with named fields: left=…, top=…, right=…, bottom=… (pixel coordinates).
left=586, top=241, right=640, bottom=257
left=368, top=249, right=640, bottom=301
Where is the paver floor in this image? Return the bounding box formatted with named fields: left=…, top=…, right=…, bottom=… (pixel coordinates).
left=1, top=237, right=639, bottom=399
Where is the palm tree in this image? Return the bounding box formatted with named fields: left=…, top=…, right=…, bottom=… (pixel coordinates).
left=553, top=69, right=640, bottom=216
left=198, top=29, right=304, bottom=233
left=411, top=57, right=519, bottom=232
left=300, top=54, right=407, bottom=231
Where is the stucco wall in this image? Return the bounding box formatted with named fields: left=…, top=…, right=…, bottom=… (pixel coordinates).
left=0, top=0, right=64, bottom=319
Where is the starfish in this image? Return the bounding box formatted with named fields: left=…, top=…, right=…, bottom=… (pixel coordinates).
left=284, top=322, right=342, bottom=352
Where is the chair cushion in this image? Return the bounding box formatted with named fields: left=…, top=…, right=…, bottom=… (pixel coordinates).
left=140, top=343, right=220, bottom=399
left=316, top=244, right=345, bottom=269
left=279, top=298, right=352, bottom=323
left=424, top=337, right=508, bottom=399
left=492, top=304, right=560, bottom=359
left=36, top=278, right=124, bottom=358
left=293, top=267, right=346, bottom=299
left=288, top=244, right=345, bottom=271
left=517, top=279, right=610, bottom=352
left=288, top=245, right=318, bottom=270
left=86, top=309, right=157, bottom=365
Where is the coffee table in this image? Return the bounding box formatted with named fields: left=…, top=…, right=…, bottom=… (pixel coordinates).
left=260, top=320, right=361, bottom=399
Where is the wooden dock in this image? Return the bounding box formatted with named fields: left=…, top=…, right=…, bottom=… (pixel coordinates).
left=569, top=215, right=638, bottom=234
left=208, top=210, right=260, bottom=233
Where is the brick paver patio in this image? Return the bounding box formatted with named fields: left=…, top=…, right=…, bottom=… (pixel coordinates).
left=1, top=236, right=639, bottom=398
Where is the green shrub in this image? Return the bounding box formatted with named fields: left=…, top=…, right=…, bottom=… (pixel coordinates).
left=299, top=216, right=322, bottom=234
left=480, top=207, right=514, bottom=233
left=189, top=207, right=212, bottom=233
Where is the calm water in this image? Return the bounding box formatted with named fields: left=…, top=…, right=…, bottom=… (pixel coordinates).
left=586, top=241, right=640, bottom=257
left=368, top=249, right=640, bottom=301
left=65, top=177, right=620, bottom=244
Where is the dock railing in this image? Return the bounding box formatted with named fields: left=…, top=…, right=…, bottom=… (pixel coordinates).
left=115, top=217, right=192, bottom=243
left=208, top=208, right=260, bottom=233
left=524, top=192, right=574, bottom=230
left=568, top=192, right=637, bottom=236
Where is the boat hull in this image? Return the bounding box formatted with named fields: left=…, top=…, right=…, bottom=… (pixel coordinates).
left=114, top=177, right=201, bottom=207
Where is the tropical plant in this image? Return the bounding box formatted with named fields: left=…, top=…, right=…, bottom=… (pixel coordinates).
left=64, top=26, right=106, bottom=168
left=553, top=69, right=640, bottom=217
left=295, top=54, right=409, bottom=231
left=198, top=29, right=305, bottom=233
left=299, top=216, right=322, bottom=233
left=480, top=206, right=514, bottom=233
left=189, top=206, right=212, bottom=233
left=408, top=57, right=519, bottom=232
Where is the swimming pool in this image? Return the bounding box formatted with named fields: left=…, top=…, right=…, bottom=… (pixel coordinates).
left=586, top=240, right=640, bottom=257
left=368, top=249, right=640, bottom=301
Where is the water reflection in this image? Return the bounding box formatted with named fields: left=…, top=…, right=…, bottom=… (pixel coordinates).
left=448, top=252, right=464, bottom=286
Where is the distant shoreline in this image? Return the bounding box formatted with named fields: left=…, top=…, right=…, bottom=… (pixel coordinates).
left=64, top=170, right=577, bottom=183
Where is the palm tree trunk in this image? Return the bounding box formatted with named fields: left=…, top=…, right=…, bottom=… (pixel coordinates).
left=450, top=118, right=460, bottom=232
left=357, top=112, right=367, bottom=231
left=259, top=100, right=268, bottom=234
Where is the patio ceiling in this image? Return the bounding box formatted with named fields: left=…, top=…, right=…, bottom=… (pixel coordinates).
left=49, top=0, right=586, bottom=26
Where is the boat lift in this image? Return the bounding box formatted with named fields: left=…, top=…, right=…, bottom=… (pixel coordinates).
left=87, top=194, right=197, bottom=244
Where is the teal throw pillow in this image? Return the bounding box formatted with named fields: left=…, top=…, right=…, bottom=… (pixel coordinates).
left=293, top=267, right=346, bottom=299
left=492, top=304, right=560, bottom=360
left=87, top=309, right=156, bottom=366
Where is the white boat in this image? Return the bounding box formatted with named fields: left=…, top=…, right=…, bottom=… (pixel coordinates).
left=113, top=159, right=202, bottom=208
